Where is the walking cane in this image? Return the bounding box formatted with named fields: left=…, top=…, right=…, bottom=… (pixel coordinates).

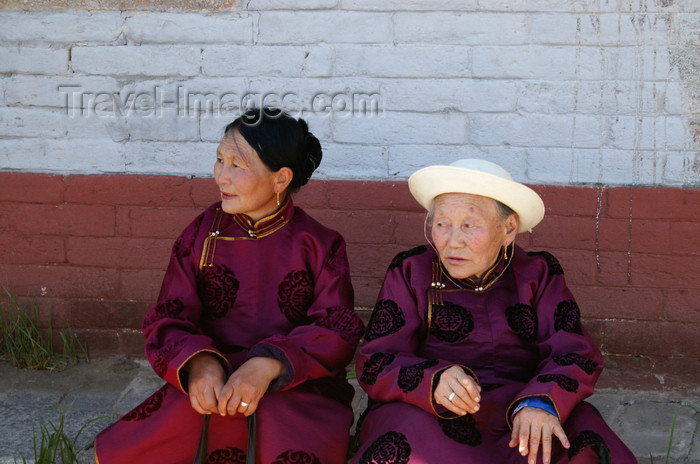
left=246, top=412, right=256, bottom=464
left=192, top=414, right=210, bottom=464
left=192, top=412, right=257, bottom=464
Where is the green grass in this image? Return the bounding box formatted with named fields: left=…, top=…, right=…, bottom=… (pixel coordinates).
left=0, top=285, right=88, bottom=370
left=650, top=402, right=700, bottom=464
left=16, top=409, right=105, bottom=464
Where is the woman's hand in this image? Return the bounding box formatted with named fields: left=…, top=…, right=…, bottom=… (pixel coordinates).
left=433, top=365, right=481, bottom=416
left=185, top=352, right=227, bottom=415
left=217, top=357, right=286, bottom=417
left=509, top=406, right=570, bottom=464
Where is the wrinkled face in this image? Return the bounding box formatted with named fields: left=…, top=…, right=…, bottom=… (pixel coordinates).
left=214, top=130, right=278, bottom=220
left=431, top=193, right=517, bottom=280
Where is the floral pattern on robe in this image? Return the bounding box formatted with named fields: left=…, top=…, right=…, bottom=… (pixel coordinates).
left=351, top=245, right=637, bottom=464
left=96, top=198, right=363, bottom=464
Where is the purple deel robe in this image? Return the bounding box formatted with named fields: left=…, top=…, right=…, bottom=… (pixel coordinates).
left=95, top=198, right=364, bottom=464
left=350, top=245, right=637, bottom=464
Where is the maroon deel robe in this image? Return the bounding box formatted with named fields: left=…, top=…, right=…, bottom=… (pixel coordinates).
left=95, top=198, right=363, bottom=464
left=351, top=245, right=637, bottom=464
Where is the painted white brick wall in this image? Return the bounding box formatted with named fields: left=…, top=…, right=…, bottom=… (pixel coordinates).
left=125, top=12, right=254, bottom=44
left=0, top=12, right=123, bottom=44
left=0, top=47, right=69, bottom=74
left=393, top=13, right=530, bottom=45
left=201, top=45, right=335, bottom=77
left=0, top=3, right=698, bottom=186
left=71, top=45, right=202, bottom=77
left=257, top=12, right=393, bottom=44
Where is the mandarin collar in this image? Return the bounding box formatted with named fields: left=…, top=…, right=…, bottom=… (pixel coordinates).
left=231, top=197, right=294, bottom=239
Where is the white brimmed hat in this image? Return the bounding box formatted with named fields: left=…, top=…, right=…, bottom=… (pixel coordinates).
left=408, top=159, right=545, bottom=233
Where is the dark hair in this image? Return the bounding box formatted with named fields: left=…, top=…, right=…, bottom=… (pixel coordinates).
left=224, top=107, right=322, bottom=193
left=495, top=200, right=517, bottom=221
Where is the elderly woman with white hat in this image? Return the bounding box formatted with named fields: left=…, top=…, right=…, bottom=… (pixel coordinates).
left=350, top=160, right=636, bottom=464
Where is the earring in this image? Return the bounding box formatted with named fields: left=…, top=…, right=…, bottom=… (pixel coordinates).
left=503, top=246, right=508, bottom=260
left=276, top=191, right=280, bottom=206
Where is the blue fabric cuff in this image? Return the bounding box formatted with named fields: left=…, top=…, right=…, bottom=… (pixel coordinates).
left=247, top=343, right=294, bottom=392
left=512, top=397, right=558, bottom=421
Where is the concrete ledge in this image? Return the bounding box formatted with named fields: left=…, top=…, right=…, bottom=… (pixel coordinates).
left=0, top=357, right=698, bottom=464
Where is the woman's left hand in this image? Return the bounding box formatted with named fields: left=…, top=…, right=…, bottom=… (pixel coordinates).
left=509, top=406, right=570, bottom=464
left=433, top=365, right=481, bottom=416
left=216, top=357, right=286, bottom=417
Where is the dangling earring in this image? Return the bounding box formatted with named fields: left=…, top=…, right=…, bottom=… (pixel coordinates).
left=503, top=245, right=508, bottom=260
left=276, top=191, right=280, bottom=206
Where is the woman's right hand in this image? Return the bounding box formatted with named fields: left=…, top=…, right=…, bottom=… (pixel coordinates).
left=185, top=352, right=226, bottom=415
left=433, top=365, right=481, bottom=416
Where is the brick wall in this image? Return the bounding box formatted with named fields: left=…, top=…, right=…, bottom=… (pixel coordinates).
left=1, top=172, right=698, bottom=390
left=1, top=2, right=699, bottom=390
left=1, top=4, right=699, bottom=185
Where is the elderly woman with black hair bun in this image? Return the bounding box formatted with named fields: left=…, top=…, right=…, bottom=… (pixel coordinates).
left=350, top=160, right=636, bottom=464
left=95, top=108, right=364, bottom=463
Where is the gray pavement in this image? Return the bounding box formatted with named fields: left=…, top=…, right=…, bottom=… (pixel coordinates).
left=0, top=356, right=698, bottom=464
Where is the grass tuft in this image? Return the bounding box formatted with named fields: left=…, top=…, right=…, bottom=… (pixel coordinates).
left=649, top=402, right=700, bottom=464
left=15, top=408, right=106, bottom=464
left=0, top=285, right=88, bottom=370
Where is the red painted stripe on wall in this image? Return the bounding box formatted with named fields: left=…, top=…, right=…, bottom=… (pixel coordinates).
left=1, top=172, right=698, bottom=389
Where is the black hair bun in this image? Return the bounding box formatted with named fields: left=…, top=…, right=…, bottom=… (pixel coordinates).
left=225, top=108, right=322, bottom=192
left=302, top=132, right=322, bottom=185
